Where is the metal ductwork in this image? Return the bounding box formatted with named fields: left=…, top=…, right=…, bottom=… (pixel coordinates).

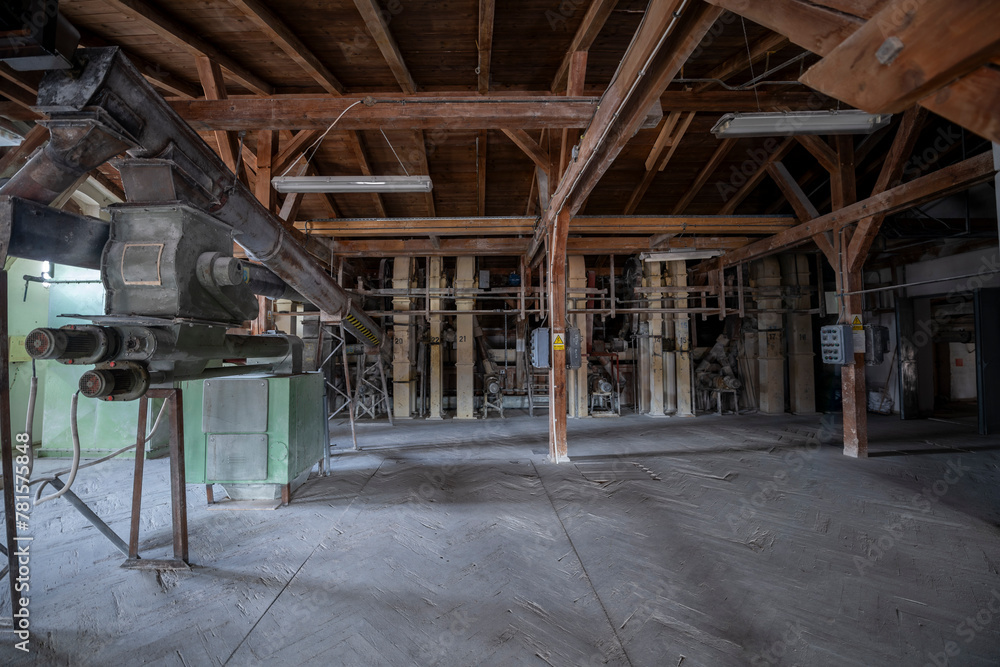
left=0, top=46, right=382, bottom=346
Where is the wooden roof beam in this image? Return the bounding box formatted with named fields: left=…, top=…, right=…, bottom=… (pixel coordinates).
left=195, top=56, right=249, bottom=185
left=102, top=0, right=273, bottom=95
left=299, top=215, right=794, bottom=237
left=502, top=129, right=551, bottom=173
left=324, top=235, right=751, bottom=258
left=229, top=0, right=345, bottom=96
left=712, top=151, right=996, bottom=269
left=478, top=0, right=495, bottom=94
left=718, top=137, right=795, bottom=214
left=847, top=106, right=929, bottom=271
left=528, top=1, right=725, bottom=262
left=353, top=0, right=417, bottom=94
left=346, top=131, right=388, bottom=218
left=551, top=0, right=619, bottom=93
left=624, top=111, right=695, bottom=215
left=708, top=0, right=1000, bottom=142
left=671, top=138, right=738, bottom=214
left=766, top=161, right=819, bottom=221
left=800, top=0, right=1000, bottom=114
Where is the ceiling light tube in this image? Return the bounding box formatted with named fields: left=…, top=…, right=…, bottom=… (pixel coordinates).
left=271, top=175, right=433, bottom=194
left=711, top=110, right=891, bottom=138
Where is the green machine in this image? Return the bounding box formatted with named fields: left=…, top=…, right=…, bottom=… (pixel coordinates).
left=180, top=372, right=327, bottom=502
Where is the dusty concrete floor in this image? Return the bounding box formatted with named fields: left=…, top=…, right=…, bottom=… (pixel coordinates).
left=2, top=411, right=1000, bottom=666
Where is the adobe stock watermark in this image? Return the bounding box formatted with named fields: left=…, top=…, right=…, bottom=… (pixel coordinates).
left=923, top=588, right=1000, bottom=667
left=853, top=457, right=969, bottom=576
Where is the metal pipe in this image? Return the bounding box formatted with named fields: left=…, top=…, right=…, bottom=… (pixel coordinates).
left=24, top=48, right=382, bottom=346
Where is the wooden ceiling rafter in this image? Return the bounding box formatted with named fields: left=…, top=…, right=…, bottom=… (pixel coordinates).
left=101, top=0, right=274, bottom=95
left=550, top=0, right=619, bottom=93
left=353, top=0, right=417, bottom=94
left=478, top=0, right=495, bottom=95
left=705, top=0, right=1000, bottom=142
left=527, top=1, right=726, bottom=263
left=228, top=0, right=345, bottom=96
left=670, top=137, right=738, bottom=214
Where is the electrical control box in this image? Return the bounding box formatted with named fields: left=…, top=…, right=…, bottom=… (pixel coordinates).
left=820, top=324, right=854, bottom=365
left=530, top=327, right=550, bottom=368
left=567, top=327, right=582, bottom=369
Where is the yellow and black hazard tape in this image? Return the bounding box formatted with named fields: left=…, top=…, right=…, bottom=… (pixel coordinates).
left=345, top=313, right=380, bottom=345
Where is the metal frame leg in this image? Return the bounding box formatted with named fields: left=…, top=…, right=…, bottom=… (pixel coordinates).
left=0, top=271, right=24, bottom=621
left=123, top=388, right=189, bottom=570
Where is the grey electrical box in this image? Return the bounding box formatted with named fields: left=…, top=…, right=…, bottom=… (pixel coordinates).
left=530, top=327, right=550, bottom=368
left=820, top=324, right=854, bottom=364
left=479, top=269, right=490, bottom=291
left=567, top=327, right=582, bottom=369
left=864, top=324, right=890, bottom=366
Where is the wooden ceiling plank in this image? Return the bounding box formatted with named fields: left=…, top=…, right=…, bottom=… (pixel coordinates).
left=644, top=111, right=681, bottom=171
left=655, top=111, right=696, bottom=172
left=551, top=0, right=619, bottom=93
left=353, top=0, right=417, bottom=94
left=624, top=111, right=694, bottom=215
left=228, top=0, right=345, bottom=96
left=478, top=0, right=495, bottom=94
left=671, top=138, right=738, bottom=215
left=800, top=0, right=1000, bottom=114
left=102, top=0, right=274, bottom=95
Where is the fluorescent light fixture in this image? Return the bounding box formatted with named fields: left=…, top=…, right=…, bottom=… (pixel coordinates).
left=271, top=175, right=433, bottom=194
left=711, top=110, right=891, bottom=138
left=641, top=250, right=723, bottom=262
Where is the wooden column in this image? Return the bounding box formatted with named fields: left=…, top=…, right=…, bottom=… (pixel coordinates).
left=548, top=209, right=569, bottom=461
left=427, top=257, right=444, bottom=420
left=455, top=257, right=477, bottom=420
left=672, top=260, right=694, bottom=416
left=834, top=135, right=867, bottom=457
left=646, top=261, right=666, bottom=416
left=392, top=257, right=415, bottom=419
left=567, top=256, right=589, bottom=417
left=783, top=254, right=817, bottom=414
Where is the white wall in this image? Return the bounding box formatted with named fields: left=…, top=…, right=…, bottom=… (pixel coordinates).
left=949, top=342, right=977, bottom=400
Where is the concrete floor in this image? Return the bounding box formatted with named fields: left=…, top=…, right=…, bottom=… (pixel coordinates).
left=2, top=410, right=1000, bottom=666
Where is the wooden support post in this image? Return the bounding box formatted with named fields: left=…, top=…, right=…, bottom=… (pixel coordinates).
left=548, top=209, right=570, bottom=461
left=428, top=257, right=444, bottom=419
left=672, top=260, right=694, bottom=416
left=455, top=257, right=476, bottom=419
left=392, top=258, right=415, bottom=419
left=567, top=256, right=589, bottom=418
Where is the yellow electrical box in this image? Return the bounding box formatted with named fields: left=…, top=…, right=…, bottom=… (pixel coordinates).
left=9, top=336, right=30, bottom=362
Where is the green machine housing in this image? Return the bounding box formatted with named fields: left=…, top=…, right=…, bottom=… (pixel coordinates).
left=180, top=372, right=326, bottom=500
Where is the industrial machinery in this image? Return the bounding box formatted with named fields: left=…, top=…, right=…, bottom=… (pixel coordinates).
left=0, top=43, right=385, bottom=527
left=474, top=317, right=504, bottom=418
left=694, top=334, right=743, bottom=415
